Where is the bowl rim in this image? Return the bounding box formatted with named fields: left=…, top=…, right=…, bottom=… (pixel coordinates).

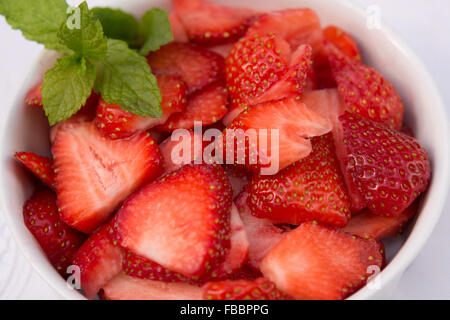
left=1, top=0, right=449, bottom=300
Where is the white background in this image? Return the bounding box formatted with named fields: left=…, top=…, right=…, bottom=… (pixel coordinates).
left=0, top=0, right=449, bottom=299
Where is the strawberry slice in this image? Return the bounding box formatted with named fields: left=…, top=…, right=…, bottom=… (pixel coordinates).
left=247, top=134, right=351, bottom=227
left=158, top=81, right=229, bottom=131
left=172, top=0, right=256, bottom=45
left=334, top=113, right=430, bottom=217
left=159, top=130, right=205, bottom=174
left=236, top=192, right=286, bottom=270
left=328, top=43, right=404, bottom=130
left=226, top=33, right=291, bottom=112
left=343, top=200, right=419, bottom=240
left=247, top=8, right=323, bottom=54
left=248, top=45, right=315, bottom=105
left=95, top=75, right=188, bottom=139
left=25, top=82, right=43, bottom=107
left=223, top=98, right=332, bottom=173
left=203, top=277, right=289, bottom=300
left=72, top=222, right=123, bottom=299
left=122, top=203, right=248, bottom=283
left=169, top=12, right=188, bottom=43
left=225, top=165, right=252, bottom=199
left=15, top=152, right=55, bottom=189
left=147, top=42, right=225, bottom=94
left=116, top=164, right=233, bottom=277
left=300, top=88, right=346, bottom=129
left=102, top=274, right=204, bottom=300
left=260, top=221, right=385, bottom=300
left=208, top=43, right=236, bottom=58
left=323, top=26, right=361, bottom=60
left=52, top=122, right=163, bottom=233
left=23, top=189, right=84, bottom=276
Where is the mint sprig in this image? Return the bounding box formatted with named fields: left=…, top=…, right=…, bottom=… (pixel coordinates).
left=96, top=39, right=162, bottom=118
left=0, top=0, right=172, bottom=125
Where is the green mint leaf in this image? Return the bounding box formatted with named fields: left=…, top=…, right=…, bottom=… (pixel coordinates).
left=92, top=7, right=140, bottom=46
left=139, top=8, right=173, bottom=56
left=0, top=0, right=70, bottom=52
left=58, top=1, right=107, bottom=61
left=42, top=55, right=95, bottom=126
left=96, top=39, right=162, bottom=118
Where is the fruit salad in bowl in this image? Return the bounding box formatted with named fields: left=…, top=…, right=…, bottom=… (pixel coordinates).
left=0, top=0, right=448, bottom=300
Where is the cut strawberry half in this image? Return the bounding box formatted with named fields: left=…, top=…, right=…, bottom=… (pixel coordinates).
left=15, top=152, right=55, bottom=189
left=102, top=274, right=204, bottom=300
left=169, top=12, right=188, bottom=43
left=172, top=0, right=256, bottom=45
left=158, top=81, right=229, bottom=131
left=248, top=133, right=351, bottom=227
left=247, top=8, right=323, bottom=54
left=203, top=277, right=289, bottom=300
left=343, top=200, right=419, bottom=240
left=327, top=43, right=404, bottom=130
left=147, top=42, right=225, bottom=94
left=323, top=26, right=361, bottom=60
left=52, top=122, right=163, bottom=233
left=260, top=221, right=385, bottom=300
left=236, top=192, right=286, bottom=270
left=248, top=45, right=315, bottom=105
left=122, top=203, right=248, bottom=283
left=116, top=164, right=233, bottom=277
left=23, top=189, right=84, bottom=277
left=223, top=98, right=332, bottom=173
left=25, top=82, right=43, bottom=107
left=334, top=113, right=430, bottom=217
left=225, top=165, right=253, bottom=199
left=95, top=75, right=187, bottom=139
left=226, top=33, right=291, bottom=111
left=72, top=222, right=123, bottom=299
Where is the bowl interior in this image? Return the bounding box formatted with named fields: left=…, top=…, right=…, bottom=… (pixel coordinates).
left=0, top=0, right=448, bottom=300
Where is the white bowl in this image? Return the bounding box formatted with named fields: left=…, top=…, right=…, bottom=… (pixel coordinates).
left=0, top=0, right=448, bottom=300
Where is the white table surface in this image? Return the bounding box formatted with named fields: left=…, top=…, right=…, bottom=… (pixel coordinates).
left=0, top=0, right=449, bottom=300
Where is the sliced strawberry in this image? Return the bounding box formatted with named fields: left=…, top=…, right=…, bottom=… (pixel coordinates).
left=122, top=203, right=247, bottom=283
left=222, top=102, right=248, bottom=126
left=116, top=164, right=232, bottom=277
left=203, top=277, right=288, bottom=300
left=23, top=189, right=84, bottom=276
left=52, top=122, right=163, bottom=233
left=172, top=0, right=256, bottom=45
left=15, top=152, right=55, bottom=189
left=343, top=200, right=419, bottom=240
left=248, top=134, right=351, bottom=227
left=223, top=98, right=332, bottom=173
left=328, top=43, right=404, bottom=130
left=225, top=165, right=252, bottom=199
left=158, top=81, right=229, bottom=131
left=95, top=75, right=188, bottom=139
left=147, top=42, right=225, bottom=94
left=334, top=113, right=430, bottom=216
left=260, top=221, right=385, bottom=300
left=247, top=9, right=323, bottom=54
left=300, top=88, right=346, bottom=129
left=72, top=222, right=123, bottom=299
left=248, top=45, right=315, bottom=105
left=25, top=82, right=43, bottom=107
left=102, top=274, right=203, bottom=300
left=236, top=192, right=286, bottom=269
left=169, top=12, right=188, bottom=43
left=323, top=26, right=361, bottom=60
left=159, top=130, right=204, bottom=174
left=226, top=33, right=291, bottom=112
